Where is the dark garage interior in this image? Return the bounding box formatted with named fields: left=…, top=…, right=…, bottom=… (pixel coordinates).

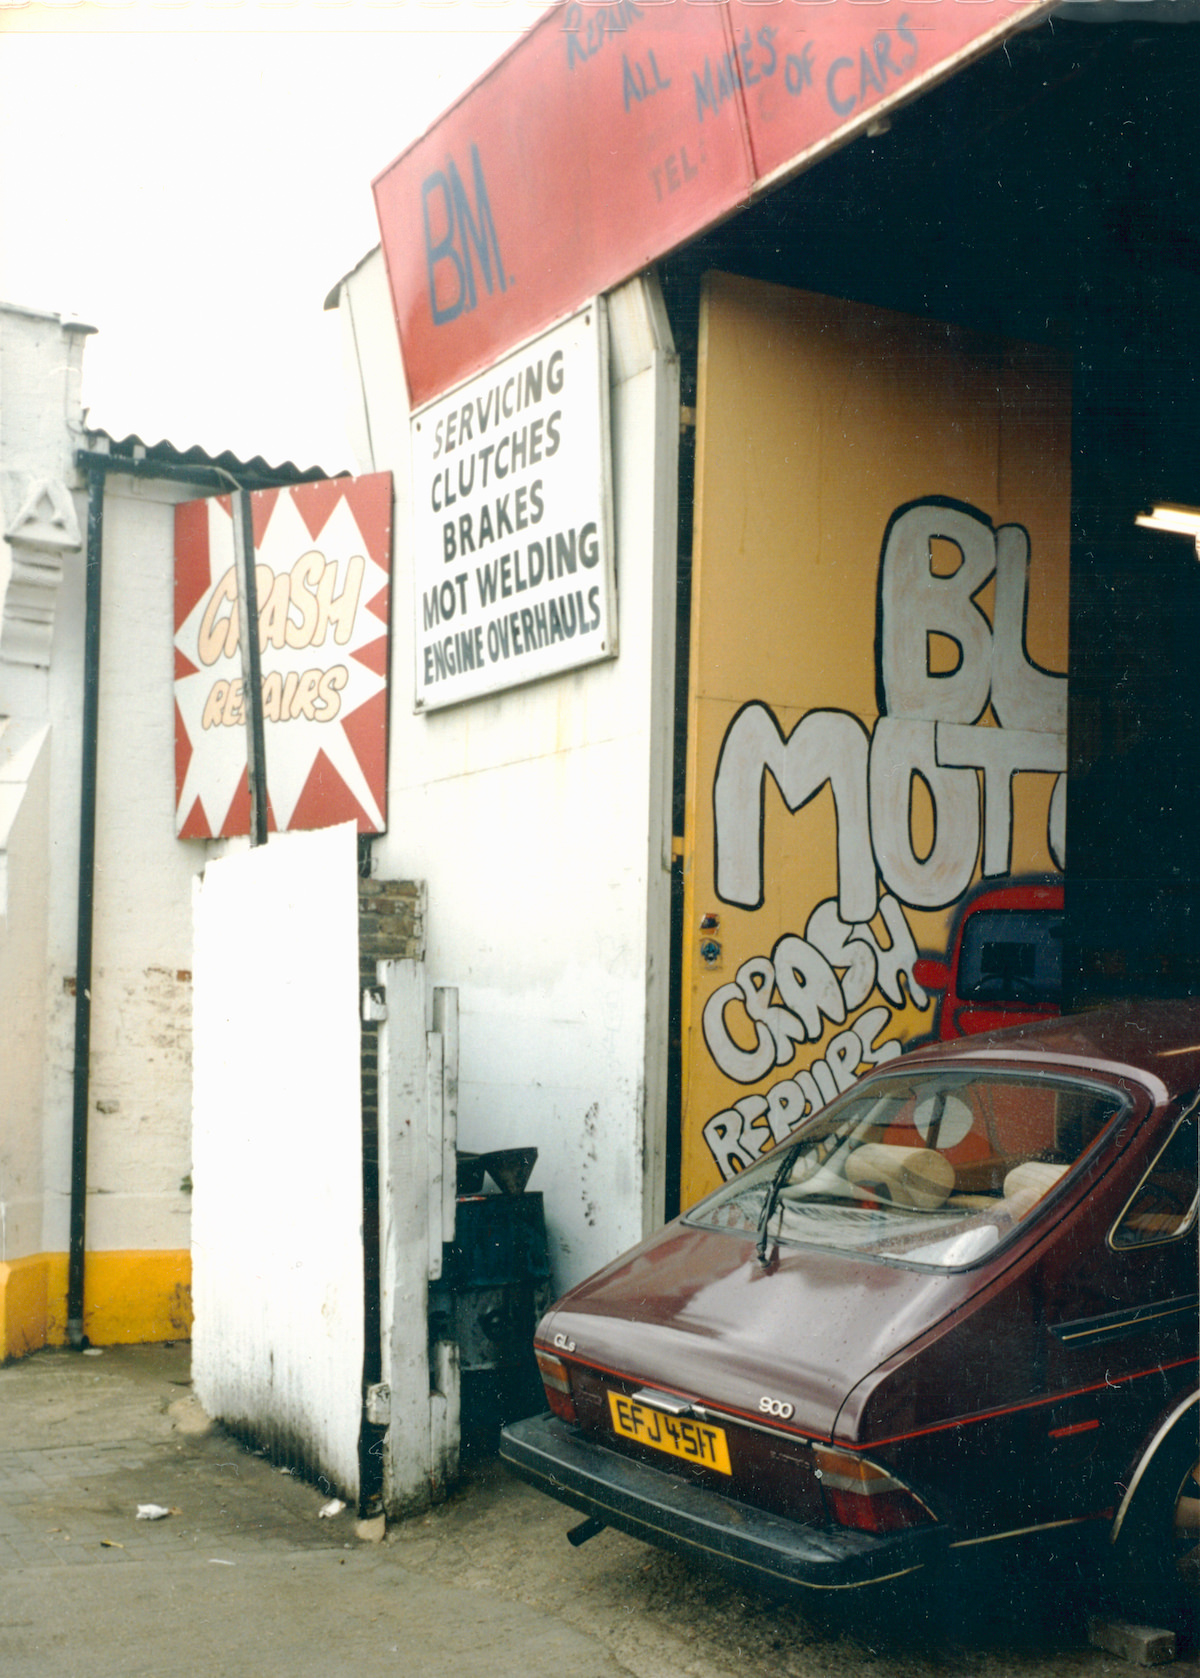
left=659, top=12, right=1200, bottom=1013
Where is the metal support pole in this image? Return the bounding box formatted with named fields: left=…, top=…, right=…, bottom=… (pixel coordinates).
left=231, top=488, right=269, bottom=846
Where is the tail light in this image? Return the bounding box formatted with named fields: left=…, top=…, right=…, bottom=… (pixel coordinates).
left=813, top=1444, right=935, bottom=1534
left=535, top=1348, right=577, bottom=1424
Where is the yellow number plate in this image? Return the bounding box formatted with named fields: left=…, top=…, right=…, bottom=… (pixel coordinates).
left=607, top=1392, right=731, bottom=1475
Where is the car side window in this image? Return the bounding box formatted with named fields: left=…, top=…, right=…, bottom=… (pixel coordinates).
left=1110, top=1112, right=1199, bottom=1249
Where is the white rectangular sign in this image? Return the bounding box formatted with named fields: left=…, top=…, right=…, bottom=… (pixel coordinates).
left=410, top=303, right=616, bottom=711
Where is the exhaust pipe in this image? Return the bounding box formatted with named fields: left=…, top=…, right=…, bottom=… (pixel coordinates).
left=566, top=1516, right=606, bottom=1548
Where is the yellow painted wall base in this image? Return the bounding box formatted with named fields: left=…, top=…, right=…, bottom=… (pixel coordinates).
left=0, top=1253, right=66, bottom=1361
left=0, top=1250, right=192, bottom=1361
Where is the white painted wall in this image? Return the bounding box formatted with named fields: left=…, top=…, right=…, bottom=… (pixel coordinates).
left=0, top=303, right=206, bottom=1274
left=0, top=306, right=88, bottom=1267
left=192, top=822, right=364, bottom=1498
left=0, top=721, right=51, bottom=1258
left=72, top=474, right=205, bottom=1252
left=334, top=259, right=679, bottom=1290
left=0, top=308, right=85, bottom=1266
left=38, top=471, right=206, bottom=1258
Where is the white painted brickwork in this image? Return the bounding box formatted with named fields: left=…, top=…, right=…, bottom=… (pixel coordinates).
left=38, top=476, right=204, bottom=1257
left=0, top=304, right=204, bottom=1269
left=0, top=722, right=51, bottom=1258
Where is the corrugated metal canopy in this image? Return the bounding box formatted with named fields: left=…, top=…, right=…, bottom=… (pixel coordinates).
left=85, top=429, right=333, bottom=491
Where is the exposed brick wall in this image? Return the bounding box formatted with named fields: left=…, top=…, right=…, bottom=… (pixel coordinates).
left=358, top=877, right=425, bottom=1133
left=358, top=878, right=425, bottom=971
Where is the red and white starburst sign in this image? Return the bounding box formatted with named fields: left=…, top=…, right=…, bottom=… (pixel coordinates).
left=174, top=475, right=393, bottom=838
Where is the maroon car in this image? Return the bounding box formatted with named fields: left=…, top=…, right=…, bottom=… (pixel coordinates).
left=501, top=1004, right=1198, bottom=1618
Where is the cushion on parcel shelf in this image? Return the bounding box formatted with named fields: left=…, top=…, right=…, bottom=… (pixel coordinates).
left=1000, top=1160, right=1070, bottom=1220
left=1002, top=1161, right=1069, bottom=1201
left=844, top=1144, right=955, bottom=1209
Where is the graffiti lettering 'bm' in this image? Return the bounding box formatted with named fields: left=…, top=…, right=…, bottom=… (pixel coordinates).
left=422, top=145, right=507, bottom=328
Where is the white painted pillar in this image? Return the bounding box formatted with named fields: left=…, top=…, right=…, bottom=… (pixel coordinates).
left=376, top=960, right=460, bottom=1516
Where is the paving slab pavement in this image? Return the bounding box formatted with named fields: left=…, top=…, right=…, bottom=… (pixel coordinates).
left=0, top=1345, right=628, bottom=1678
left=0, top=1344, right=1195, bottom=1678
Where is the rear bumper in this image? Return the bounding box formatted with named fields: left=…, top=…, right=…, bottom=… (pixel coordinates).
left=499, top=1413, right=943, bottom=1595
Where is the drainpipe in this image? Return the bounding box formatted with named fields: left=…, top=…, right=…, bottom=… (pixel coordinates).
left=67, top=456, right=107, bottom=1348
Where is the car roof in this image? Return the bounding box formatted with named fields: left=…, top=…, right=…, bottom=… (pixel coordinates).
left=956, top=880, right=1063, bottom=915
left=898, top=998, right=1200, bottom=1102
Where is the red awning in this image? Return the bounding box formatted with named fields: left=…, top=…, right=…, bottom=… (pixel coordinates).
left=373, top=0, right=1055, bottom=408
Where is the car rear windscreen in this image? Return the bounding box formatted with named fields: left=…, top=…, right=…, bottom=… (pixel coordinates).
left=687, top=1070, right=1130, bottom=1270
left=956, top=909, right=1063, bottom=1005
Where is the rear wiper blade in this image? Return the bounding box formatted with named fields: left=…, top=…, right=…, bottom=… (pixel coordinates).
left=755, top=1144, right=798, bottom=1265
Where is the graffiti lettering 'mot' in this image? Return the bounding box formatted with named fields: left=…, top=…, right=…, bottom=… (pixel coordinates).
left=713, top=501, right=1067, bottom=925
